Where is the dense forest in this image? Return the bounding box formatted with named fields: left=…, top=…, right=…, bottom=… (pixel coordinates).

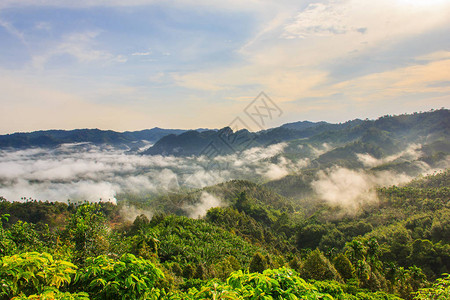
left=1, top=170, right=449, bottom=299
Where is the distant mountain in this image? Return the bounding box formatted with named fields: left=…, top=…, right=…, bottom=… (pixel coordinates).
left=280, top=120, right=328, bottom=130
left=0, top=128, right=189, bottom=149
left=142, top=120, right=356, bottom=156
left=143, top=127, right=255, bottom=156
left=1, top=109, right=448, bottom=157
left=121, top=128, right=187, bottom=142
left=143, top=109, right=449, bottom=157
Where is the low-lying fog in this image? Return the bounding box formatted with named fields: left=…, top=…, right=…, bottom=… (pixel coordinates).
left=0, top=142, right=300, bottom=203
left=0, top=142, right=446, bottom=215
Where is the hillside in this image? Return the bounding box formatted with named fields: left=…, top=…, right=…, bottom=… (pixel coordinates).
left=1, top=170, right=449, bottom=299
left=141, top=110, right=450, bottom=180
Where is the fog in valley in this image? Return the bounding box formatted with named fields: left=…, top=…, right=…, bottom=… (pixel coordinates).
left=1, top=140, right=446, bottom=218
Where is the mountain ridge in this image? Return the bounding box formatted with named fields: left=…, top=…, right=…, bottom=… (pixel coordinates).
left=0, top=109, right=448, bottom=155
left=144, top=109, right=449, bottom=157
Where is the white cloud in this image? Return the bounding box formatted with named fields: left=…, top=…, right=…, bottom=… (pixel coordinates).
left=132, top=51, right=152, bottom=56
left=356, top=144, right=423, bottom=168
left=184, top=192, right=223, bottom=219
left=35, top=21, right=51, bottom=31
left=283, top=2, right=356, bottom=39
left=311, top=167, right=412, bottom=212
left=0, top=18, right=26, bottom=44
left=331, top=58, right=450, bottom=102
left=0, top=142, right=298, bottom=203
left=120, top=204, right=153, bottom=222
left=415, top=51, right=450, bottom=62
left=175, top=0, right=450, bottom=107
left=32, top=31, right=127, bottom=69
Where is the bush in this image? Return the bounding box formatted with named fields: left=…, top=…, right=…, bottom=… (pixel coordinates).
left=74, top=253, right=164, bottom=300
left=0, top=252, right=77, bottom=299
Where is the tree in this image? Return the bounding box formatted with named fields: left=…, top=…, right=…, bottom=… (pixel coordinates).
left=346, top=240, right=366, bottom=264
left=130, top=228, right=159, bottom=260
left=0, top=214, right=16, bottom=257
left=183, top=264, right=195, bottom=279
left=249, top=252, right=267, bottom=273
left=333, top=253, right=355, bottom=281
left=408, top=239, right=438, bottom=277
left=131, top=214, right=150, bottom=233
left=289, top=256, right=301, bottom=272
left=234, top=192, right=249, bottom=213
left=319, top=228, right=345, bottom=251
left=65, top=203, right=110, bottom=265
left=297, top=224, right=333, bottom=250
left=301, top=249, right=342, bottom=281
left=194, top=264, right=206, bottom=280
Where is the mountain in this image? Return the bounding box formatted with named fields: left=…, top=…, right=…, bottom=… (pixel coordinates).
left=280, top=120, right=328, bottom=130
left=142, top=120, right=362, bottom=156
left=1, top=109, right=448, bottom=158
left=143, top=127, right=255, bottom=156
left=143, top=109, right=450, bottom=158
left=0, top=127, right=189, bottom=149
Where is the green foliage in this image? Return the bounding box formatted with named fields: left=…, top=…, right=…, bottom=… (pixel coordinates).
left=297, top=223, right=334, bottom=250
left=206, top=206, right=293, bottom=254
left=12, top=288, right=90, bottom=300
left=311, top=280, right=345, bottom=298
left=288, top=256, right=301, bottom=272
left=131, top=214, right=150, bottom=233
left=182, top=264, right=195, bottom=279
left=249, top=252, right=268, bottom=274
left=430, top=209, right=450, bottom=243
left=334, top=254, right=355, bottom=281
left=0, top=252, right=77, bottom=299
left=0, top=200, right=70, bottom=228
left=129, top=227, right=159, bottom=260
left=214, top=256, right=242, bottom=281
left=1, top=168, right=449, bottom=299
left=0, top=214, right=17, bottom=257
left=151, top=215, right=263, bottom=273
left=181, top=268, right=332, bottom=300
left=408, top=239, right=438, bottom=277
left=194, top=264, right=206, bottom=280
left=65, top=203, right=110, bottom=264
left=319, top=228, right=346, bottom=251
left=414, top=273, right=450, bottom=300
left=74, top=253, right=164, bottom=300
left=408, top=170, right=450, bottom=189
left=167, top=268, right=402, bottom=300
left=301, top=249, right=342, bottom=282
left=8, top=221, right=43, bottom=252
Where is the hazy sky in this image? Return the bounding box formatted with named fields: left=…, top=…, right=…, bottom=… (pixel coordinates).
left=1, top=0, right=449, bottom=134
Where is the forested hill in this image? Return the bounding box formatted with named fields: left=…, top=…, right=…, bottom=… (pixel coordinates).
left=144, top=109, right=449, bottom=157
left=1, top=170, right=449, bottom=299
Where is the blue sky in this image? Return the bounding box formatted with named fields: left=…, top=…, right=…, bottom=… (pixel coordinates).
left=0, top=0, right=449, bottom=134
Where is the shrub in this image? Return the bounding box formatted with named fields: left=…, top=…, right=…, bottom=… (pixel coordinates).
left=0, top=252, right=77, bottom=299
left=74, top=253, right=164, bottom=300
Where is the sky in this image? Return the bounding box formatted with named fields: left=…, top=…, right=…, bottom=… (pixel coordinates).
left=0, top=0, right=449, bottom=134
